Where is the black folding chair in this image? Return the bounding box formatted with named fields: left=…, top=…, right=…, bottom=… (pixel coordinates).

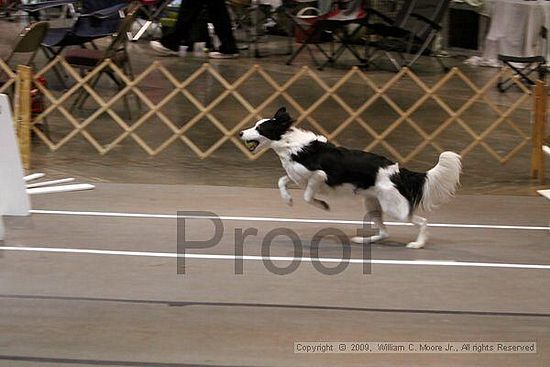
left=497, top=55, right=546, bottom=93
left=2, top=21, right=50, bottom=68
left=42, top=0, right=129, bottom=58
left=2, top=21, right=49, bottom=91
left=41, top=0, right=129, bottom=86
left=497, top=26, right=548, bottom=92
left=64, top=2, right=141, bottom=117
left=365, top=0, right=451, bottom=71
left=286, top=0, right=369, bottom=69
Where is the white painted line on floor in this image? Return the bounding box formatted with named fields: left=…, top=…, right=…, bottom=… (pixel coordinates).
left=30, top=209, right=550, bottom=231
left=1, top=246, right=550, bottom=270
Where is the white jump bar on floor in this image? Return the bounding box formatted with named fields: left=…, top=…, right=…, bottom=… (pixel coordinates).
left=1, top=246, right=550, bottom=270
left=29, top=209, right=550, bottom=231
left=23, top=173, right=45, bottom=182
left=26, top=178, right=75, bottom=189
left=27, top=184, right=95, bottom=195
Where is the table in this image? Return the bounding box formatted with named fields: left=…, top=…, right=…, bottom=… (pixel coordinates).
left=483, top=0, right=550, bottom=63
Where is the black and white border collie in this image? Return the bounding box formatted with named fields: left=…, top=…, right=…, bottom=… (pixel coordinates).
left=240, top=107, right=462, bottom=249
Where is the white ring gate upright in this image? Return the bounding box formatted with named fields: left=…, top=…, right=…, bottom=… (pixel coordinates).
left=0, top=94, right=95, bottom=241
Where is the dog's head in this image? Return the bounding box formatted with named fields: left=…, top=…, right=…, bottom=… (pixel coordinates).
left=239, top=107, right=293, bottom=153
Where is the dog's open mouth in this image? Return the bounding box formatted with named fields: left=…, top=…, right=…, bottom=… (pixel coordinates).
left=244, top=140, right=259, bottom=152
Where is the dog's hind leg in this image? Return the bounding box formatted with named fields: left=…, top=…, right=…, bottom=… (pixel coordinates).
left=304, top=171, right=330, bottom=211
left=278, top=175, right=293, bottom=206
left=406, top=215, right=428, bottom=249
left=351, top=197, right=389, bottom=244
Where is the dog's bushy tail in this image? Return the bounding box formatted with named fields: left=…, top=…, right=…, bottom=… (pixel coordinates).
left=420, top=151, right=462, bottom=211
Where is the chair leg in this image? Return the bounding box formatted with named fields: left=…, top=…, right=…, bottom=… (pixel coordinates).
left=42, top=116, right=50, bottom=140
left=321, top=39, right=365, bottom=70
left=286, top=22, right=331, bottom=66
left=385, top=51, right=402, bottom=71
left=39, top=95, right=50, bottom=139
left=132, top=20, right=153, bottom=41
left=106, top=71, right=132, bottom=121
left=364, top=40, right=376, bottom=68
left=33, top=95, right=50, bottom=141
left=131, top=0, right=171, bottom=41
left=310, top=40, right=334, bottom=68
left=71, top=73, right=101, bottom=112
left=251, top=3, right=262, bottom=58
left=124, top=61, right=141, bottom=113
left=123, top=91, right=132, bottom=121
left=306, top=43, right=321, bottom=68
left=516, top=65, right=538, bottom=86
left=286, top=41, right=309, bottom=65
left=320, top=25, right=367, bottom=70
left=435, top=54, right=450, bottom=72
left=498, top=62, right=541, bottom=92
left=42, top=46, right=68, bottom=89
left=404, top=33, right=437, bottom=70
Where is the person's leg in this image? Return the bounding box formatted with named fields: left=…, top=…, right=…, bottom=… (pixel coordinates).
left=205, top=0, right=238, bottom=54
left=161, top=0, right=203, bottom=50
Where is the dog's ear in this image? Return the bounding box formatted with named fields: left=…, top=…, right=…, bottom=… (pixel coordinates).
left=274, top=107, right=287, bottom=119
left=273, top=107, right=292, bottom=128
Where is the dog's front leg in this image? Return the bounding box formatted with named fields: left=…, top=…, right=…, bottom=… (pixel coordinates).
left=304, top=171, right=330, bottom=211
left=278, top=175, right=293, bottom=206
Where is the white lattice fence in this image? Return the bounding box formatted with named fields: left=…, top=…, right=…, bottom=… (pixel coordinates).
left=27, top=56, right=533, bottom=164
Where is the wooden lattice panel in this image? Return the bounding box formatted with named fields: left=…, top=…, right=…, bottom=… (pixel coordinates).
left=29, top=57, right=533, bottom=164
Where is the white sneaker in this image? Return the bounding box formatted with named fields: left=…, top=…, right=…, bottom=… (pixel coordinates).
left=208, top=51, right=239, bottom=59
left=150, top=41, right=178, bottom=56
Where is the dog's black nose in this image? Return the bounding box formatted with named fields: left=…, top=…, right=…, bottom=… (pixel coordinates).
left=239, top=131, right=243, bottom=137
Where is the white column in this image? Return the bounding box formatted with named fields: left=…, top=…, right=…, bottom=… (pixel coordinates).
left=0, top=94, right=31, bottom=217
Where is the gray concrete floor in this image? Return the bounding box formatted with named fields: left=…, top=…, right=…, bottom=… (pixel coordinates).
left=1, top=183, right=549, bottom=366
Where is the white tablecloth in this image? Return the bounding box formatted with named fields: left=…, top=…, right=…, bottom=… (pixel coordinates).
left=483, top=0, right=550, bottom=62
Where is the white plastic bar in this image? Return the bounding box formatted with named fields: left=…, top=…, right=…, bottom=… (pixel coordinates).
left=26, top=178, right=75, bottom=188
left=27, top=184, right=95, bottom=195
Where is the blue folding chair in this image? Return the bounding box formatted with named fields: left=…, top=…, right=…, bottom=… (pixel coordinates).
left=41, top=0, right=129, bottom=86
left=20, top=0, right=78, bottom=20
left=42, top=0, right=129, bottom=58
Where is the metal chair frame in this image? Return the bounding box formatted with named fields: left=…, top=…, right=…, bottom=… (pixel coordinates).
left=285, top=0, right=369, bottom=69
left=128, top=0, right=173, bottom=41
left=41, top=1, right=129, bottom=87
left=365, top=0, right=450, bottom=71
left=66, top=3, right=141, bottom=118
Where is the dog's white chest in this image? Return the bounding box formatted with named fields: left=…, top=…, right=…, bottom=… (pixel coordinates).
left=281, top=159, right=312, bottom=187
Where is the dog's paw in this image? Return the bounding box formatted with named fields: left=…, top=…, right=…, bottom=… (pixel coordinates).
left=281, top=193, right=293, bottom=206
left=319, top=200, right=330, bottom=211
left=351, top=233, right=388, bottom=244
left=406, top=241, right=425, bottom=249
left=351, top=236, right=368, bottom=244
